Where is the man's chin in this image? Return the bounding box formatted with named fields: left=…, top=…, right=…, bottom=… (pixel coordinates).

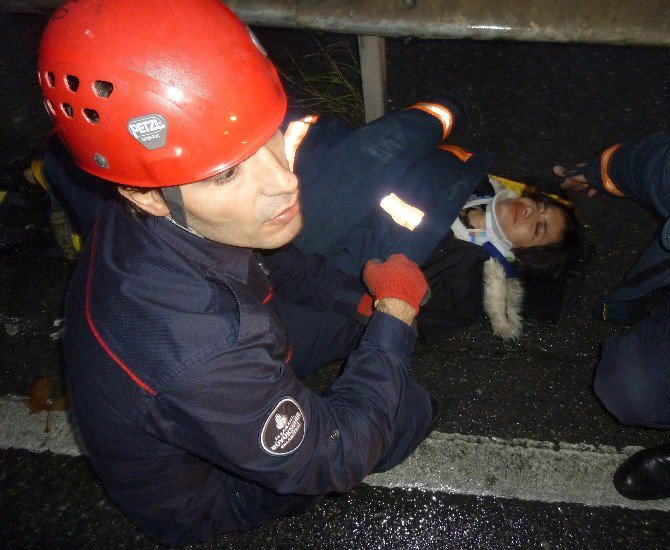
left=259, top=215, right=303, bottom=249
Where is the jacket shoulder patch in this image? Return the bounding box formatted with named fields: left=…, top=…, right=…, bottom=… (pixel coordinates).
left=260, top=397, right=306, bottom=456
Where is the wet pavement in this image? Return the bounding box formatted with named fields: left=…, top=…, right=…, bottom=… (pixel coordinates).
left=4, top=449, right=670, bottom=549
left=1, top=10, right=670, bottom=549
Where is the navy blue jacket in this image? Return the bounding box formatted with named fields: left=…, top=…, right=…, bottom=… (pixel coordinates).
left=287, top=97, right=493, bottom=272
left=582, top=132, right=670, bottom=322
left=64, top=201, right=432, bottom=544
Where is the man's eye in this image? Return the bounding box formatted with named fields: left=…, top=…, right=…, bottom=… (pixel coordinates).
left=213, top=166, right=240, bottom=185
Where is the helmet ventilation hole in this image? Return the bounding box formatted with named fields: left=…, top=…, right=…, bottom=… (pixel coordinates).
left=65, top=75, right=80, bottom=92
left=45, top=100, right=56, bottom=116
left=83, top=108, right=99, bottom=124
left=61, top=103, right=73, bottom=118
left=93, top=80, right=114, bottom=98
left=45, top=71, right=55, bottom=88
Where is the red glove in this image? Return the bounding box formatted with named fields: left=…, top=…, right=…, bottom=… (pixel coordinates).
left=356, top=292, right=374, bottom=319
left=363, top=254, right=430, bottom=315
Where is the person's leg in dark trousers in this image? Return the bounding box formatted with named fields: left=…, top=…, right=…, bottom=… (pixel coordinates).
left=594, top=292, right=670, bottom=499
left=594, top=292, right=670, bottom=430
left=270, top=295, right=365, bottom=379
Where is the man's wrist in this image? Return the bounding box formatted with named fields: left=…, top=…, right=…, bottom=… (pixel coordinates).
left=375, top=298, right=416, bottom=326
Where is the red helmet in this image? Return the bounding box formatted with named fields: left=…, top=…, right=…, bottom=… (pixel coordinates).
left=38, top=0, right=287, bottom=187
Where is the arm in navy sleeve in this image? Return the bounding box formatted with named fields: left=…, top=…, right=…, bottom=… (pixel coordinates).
left=296, top=94, right=468, bottom=176
left=583, top=131, right=670, bottom=217
left=292, top=95, right=471, bottom=255
left=143, top=309, right=433, bottom=496
left=258, top=245, right=367, bottom=318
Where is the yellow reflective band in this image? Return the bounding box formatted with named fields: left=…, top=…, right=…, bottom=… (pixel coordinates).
left=410, top=102, right=453, bottom=140
left=284, top=115, right=318, bottom=172
left=379, top=193, right=425, bottom=231
left=30, top=159, right=50, bottom=191
left=72, top=233, right=83, bottom=252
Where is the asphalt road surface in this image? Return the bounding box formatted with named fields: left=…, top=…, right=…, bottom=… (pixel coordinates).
left=1, top=11, right=669, bottom=549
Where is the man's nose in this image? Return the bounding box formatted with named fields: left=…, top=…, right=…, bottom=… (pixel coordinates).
left=259, top=148, right=299, bottom=195
left=267, top=165, right=298, bottom=195
left=523, top=201, right=536, bottom=219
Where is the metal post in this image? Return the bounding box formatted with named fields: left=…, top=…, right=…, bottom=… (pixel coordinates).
left=357, top=35, right=387, bottom=123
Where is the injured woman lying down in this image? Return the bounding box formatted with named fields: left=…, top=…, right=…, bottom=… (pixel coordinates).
left=282, top=101, right=584, bottom=341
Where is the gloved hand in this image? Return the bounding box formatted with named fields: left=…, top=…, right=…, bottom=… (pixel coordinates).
left=553, top=164, right=598, bottom=197
left=363, top=254, right=431, bottom=315
left=356, top=293, right=374, bottom=320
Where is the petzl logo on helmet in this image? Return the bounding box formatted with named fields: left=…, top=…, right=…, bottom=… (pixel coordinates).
left=127, top=114, right=168, bottom=150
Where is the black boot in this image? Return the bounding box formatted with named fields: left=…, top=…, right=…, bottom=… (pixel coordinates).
left=613, top=443, right=670, bottom=500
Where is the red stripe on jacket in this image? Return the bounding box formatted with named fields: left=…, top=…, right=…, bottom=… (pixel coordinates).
left=85, top=222, right=157, bottom=396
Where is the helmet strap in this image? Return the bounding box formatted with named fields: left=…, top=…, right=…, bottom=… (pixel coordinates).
left=161, top=186, right=188, bottom=228
left=160, top=186, right=205, bottom=238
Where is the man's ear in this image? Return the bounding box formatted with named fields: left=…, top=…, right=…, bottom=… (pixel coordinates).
left=117, top=187, right=170, bottom=216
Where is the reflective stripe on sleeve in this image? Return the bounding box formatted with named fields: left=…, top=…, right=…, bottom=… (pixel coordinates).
left=379, top=193, right=425, bottom=230
left=600, top=144, right=625, bottom=197
left=284, top=115, right=319, bottom=172
left=438, top=144, right=473, bottom=161
left=409, top=102, right=453, bottom=140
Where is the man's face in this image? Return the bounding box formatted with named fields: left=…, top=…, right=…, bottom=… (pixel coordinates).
left=495, top=196, right=566, bottom=248
left=180, top=131, right=302, bottom=249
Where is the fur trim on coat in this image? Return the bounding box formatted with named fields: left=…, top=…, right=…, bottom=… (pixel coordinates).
left=482, top=258, right=524, bottom=340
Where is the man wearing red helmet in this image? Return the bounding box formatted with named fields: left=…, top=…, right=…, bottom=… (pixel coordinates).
left=38, top=0, right=440, bottom=544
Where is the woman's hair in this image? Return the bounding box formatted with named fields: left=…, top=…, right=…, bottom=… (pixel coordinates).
left=511, top=187, right=584, bottom=281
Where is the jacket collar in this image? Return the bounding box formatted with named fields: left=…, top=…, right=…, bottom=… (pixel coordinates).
left=145, top=214, right=253, bottom=284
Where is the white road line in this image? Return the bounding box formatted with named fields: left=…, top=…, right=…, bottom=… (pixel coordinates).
left=367, top=432, right=670, bottom=511
left=0, top=395, right=81, bottom=457
left=1, top=395, right=668, bottom=512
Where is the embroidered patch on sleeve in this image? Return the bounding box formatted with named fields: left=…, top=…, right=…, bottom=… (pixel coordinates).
left=260, top=397, right=306, bottom=456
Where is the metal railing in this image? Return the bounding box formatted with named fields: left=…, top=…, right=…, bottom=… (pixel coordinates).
left=4, top=0, right=669, bottom=121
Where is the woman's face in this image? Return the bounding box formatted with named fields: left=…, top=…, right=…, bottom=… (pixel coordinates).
left=495, top=196, right=566, bottom=248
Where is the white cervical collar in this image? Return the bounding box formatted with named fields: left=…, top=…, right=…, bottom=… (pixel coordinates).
left=451, top=189, right=517, bottom=260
